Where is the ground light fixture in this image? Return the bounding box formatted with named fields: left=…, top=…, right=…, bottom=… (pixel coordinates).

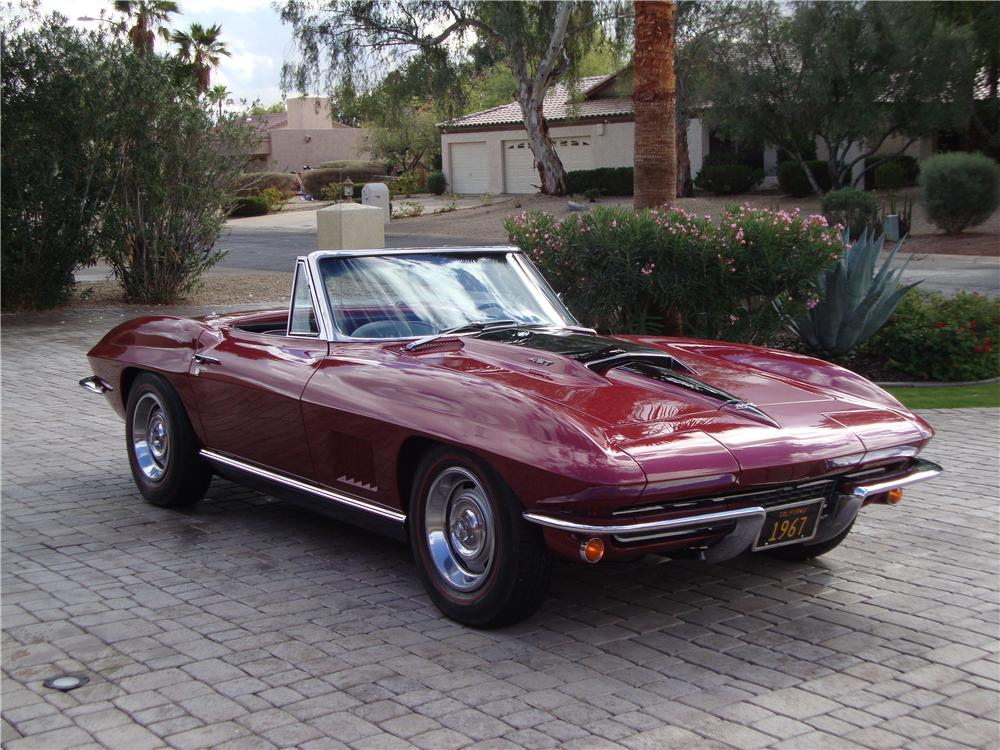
left=42, top=675, right=89, bottom=692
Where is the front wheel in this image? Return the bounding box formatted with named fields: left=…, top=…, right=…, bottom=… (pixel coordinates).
left=409, top=447, right=552, bottom=628
left=125, top=373, right=212, bottom=508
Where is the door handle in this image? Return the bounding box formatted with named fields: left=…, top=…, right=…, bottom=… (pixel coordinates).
left=192, top=353, right=221, bottom=366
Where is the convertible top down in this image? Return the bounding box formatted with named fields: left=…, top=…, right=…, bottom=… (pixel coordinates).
left=82, top=247, right=942, bottom=626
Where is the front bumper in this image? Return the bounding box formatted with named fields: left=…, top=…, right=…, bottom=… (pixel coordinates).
left=524, top=458, right=943, bottom=563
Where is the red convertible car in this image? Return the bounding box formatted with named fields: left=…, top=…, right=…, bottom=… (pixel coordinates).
left=82, top=247, right=942, bottom=627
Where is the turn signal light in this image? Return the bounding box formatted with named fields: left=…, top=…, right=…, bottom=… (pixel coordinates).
left=580, top=537, right=605, bottom=563
left=887, top=488, right=904, bottom=504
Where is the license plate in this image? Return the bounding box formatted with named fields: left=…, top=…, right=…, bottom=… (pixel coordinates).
left=752, top=499, right=824, bottom=551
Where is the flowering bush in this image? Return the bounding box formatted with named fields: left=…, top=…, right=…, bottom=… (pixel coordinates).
left=863, top=290, right=1000, bottom=381
left=505, top=204, right=842, bottom=343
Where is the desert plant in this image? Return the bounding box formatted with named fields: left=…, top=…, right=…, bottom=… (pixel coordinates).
left=101, top=52, right=256, bottom=303
left=821, top=187, right=878, bottom=239
left=480, top=192, right=494, bottom=205
left=864, top=289, right=1000, bottom=381
left=790, top=230, right=920, bottom=357
left=778, top=160, right=832, bottom=197
left=919, top=152, right=1000, bottom=234
left=694, top=164, right=765, bottom=195
left=426, top=171, right=447, bottom=195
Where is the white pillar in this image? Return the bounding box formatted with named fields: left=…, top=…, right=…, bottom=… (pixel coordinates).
left=316, top=203, right=385, bottom=250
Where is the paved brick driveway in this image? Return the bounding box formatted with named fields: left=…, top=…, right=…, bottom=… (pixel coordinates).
left=2, top=305, right=998, bottom=750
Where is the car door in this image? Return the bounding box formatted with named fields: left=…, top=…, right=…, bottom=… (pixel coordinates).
left=189, top=262, right=328, bottom=480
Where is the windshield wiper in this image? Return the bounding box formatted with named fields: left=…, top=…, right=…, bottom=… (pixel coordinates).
left=404, top=319, right=520, bottom=351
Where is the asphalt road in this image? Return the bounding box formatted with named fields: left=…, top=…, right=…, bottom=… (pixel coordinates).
left=214, top=225, right=1000, bottom=296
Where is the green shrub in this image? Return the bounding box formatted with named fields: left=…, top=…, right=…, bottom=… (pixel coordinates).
left=426, top=171, right=447, bottom=195
left=821, top=187, right=878, bottom=239
left=864, top=290, right=1000, bottom=381
left=778, top=160, right=832, bottom=197
left=235, top=171, right=298, bottom=197
left=317, top=159, right=389, bottom=178
left=505, top=204, right=841, bottom=342
left=259, top=186, right=286, bottom=212
left=566, top=167, right=634, bottom=196
left=791, top=231, right=918, bottom=356
left=229, top=195, right=270, bottom=217
left=919, top=152, right=1000, bottom=234
left=694, top=164, right=764, bottom=195
left=389, top=172, right=419, bottom=198
left=319, top=182, right=365, bottom=201
left=303, top=168, right=383, bottom=198
left=2, top=16, right=122, bottom=309
left=871, top=155, right=920, bottom=191
left=873, top=161, right=906, bottom=191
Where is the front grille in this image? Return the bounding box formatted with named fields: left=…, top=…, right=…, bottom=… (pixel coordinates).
left=613, top=478, right=837, bottom=518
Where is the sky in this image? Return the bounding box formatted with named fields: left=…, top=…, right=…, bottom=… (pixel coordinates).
left=42, top=0, right=298, bottom=107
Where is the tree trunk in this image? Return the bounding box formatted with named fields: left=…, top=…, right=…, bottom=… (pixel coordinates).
left=509, top=1, right=573, bottom=195
left=518, top=92, right=567, bottom=194
left=676, top=115, right=693, bottom=197
left=633, top=0, right=677, bottom=209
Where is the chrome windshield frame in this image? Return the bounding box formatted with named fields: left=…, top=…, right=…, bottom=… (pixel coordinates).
left=300, top=246, right=580, bottom=343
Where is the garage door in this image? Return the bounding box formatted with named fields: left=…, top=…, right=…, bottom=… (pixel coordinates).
left=503, top=136, right=594, bottom=194
left=449, top=142, right=490, bottom=194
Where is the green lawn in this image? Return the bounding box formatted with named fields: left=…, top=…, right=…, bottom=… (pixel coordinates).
left=887, top=382, right=1000, bottom=409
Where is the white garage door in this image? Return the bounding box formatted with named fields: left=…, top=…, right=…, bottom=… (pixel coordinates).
left=503, top=136, right=594, bottom=194
left=449, top=142, right=490, bottom=194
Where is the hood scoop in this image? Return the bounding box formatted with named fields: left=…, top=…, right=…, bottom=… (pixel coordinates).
left=620, top=362, right=780, bottom=428
left=477, top=328, right=780, bottom=428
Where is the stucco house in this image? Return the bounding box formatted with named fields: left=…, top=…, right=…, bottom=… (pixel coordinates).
left=249, top=96, right=369, bottom=172
left=438, top=68, right=968, bottom=195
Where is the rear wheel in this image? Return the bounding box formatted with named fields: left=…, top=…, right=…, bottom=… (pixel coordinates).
left=125, top=373, right=211, bottom=508
left=409, top=447, right=552, bottom=628
left=762, top=521, right=854, bottom=561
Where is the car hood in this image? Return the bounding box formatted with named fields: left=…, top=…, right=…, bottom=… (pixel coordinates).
left=409, top=328, right=926, bottom=487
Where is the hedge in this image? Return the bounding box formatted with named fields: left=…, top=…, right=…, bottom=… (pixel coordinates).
left=229, top=195, right=270, bottom=217
left=235, top=171, right=298, bottom=197
left=694, top=164, right=764, bottom=195
left=566, top=167, right=634, bottom=196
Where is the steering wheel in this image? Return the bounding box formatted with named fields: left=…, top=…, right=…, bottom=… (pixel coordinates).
left=476, top=302, right=508, bottom=318
left=351, top=320, right=435, bottom=339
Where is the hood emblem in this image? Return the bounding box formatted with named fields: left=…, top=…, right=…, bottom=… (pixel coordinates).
left=528, top=356, right=554, bottom=367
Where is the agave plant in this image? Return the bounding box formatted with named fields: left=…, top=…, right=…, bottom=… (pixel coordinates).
left=790, top=230, right=920, bottom=357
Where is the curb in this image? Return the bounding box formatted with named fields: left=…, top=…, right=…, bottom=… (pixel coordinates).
left=876, top=376, right=1000, bottom=388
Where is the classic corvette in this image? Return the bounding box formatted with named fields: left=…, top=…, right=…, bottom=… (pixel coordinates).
left=82, top=247, right=942, bottom=627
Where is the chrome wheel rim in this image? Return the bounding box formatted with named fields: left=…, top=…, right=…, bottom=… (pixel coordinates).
left=131, top=392, right=169, bottom=482
left=424, top=467, right=495, bottom=593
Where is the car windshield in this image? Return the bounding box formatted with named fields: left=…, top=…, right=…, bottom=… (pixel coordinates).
left=318, top=252, right=577, bottom=339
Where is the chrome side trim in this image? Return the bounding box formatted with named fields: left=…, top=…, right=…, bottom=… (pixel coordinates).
left=199, top=449, right=406, bottom=524
left=79, top=376, right=113, bottom=394
left=849, top=459, right=943, bottom=498
left=522, top=506, right=766, bottom=536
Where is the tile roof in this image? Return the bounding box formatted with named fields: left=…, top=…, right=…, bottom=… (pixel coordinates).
left=439, top=76, right=633, bottom=130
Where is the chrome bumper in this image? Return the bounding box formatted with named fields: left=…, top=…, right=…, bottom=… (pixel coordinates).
left=524, top=458, right=943, bottom=563
left=79, top=376, right=113, bottom=394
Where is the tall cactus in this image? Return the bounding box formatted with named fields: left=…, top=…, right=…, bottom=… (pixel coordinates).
left=790, top=230, right=920, bottom=357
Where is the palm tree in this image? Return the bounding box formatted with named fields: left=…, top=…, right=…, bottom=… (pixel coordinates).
left=113, top=1, right=178, bottom=55
left=171, top=23, right=231, bottom=95
left=632, top=0, right=676, bottom=209
left=206, top=84, right=232, bottom=118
